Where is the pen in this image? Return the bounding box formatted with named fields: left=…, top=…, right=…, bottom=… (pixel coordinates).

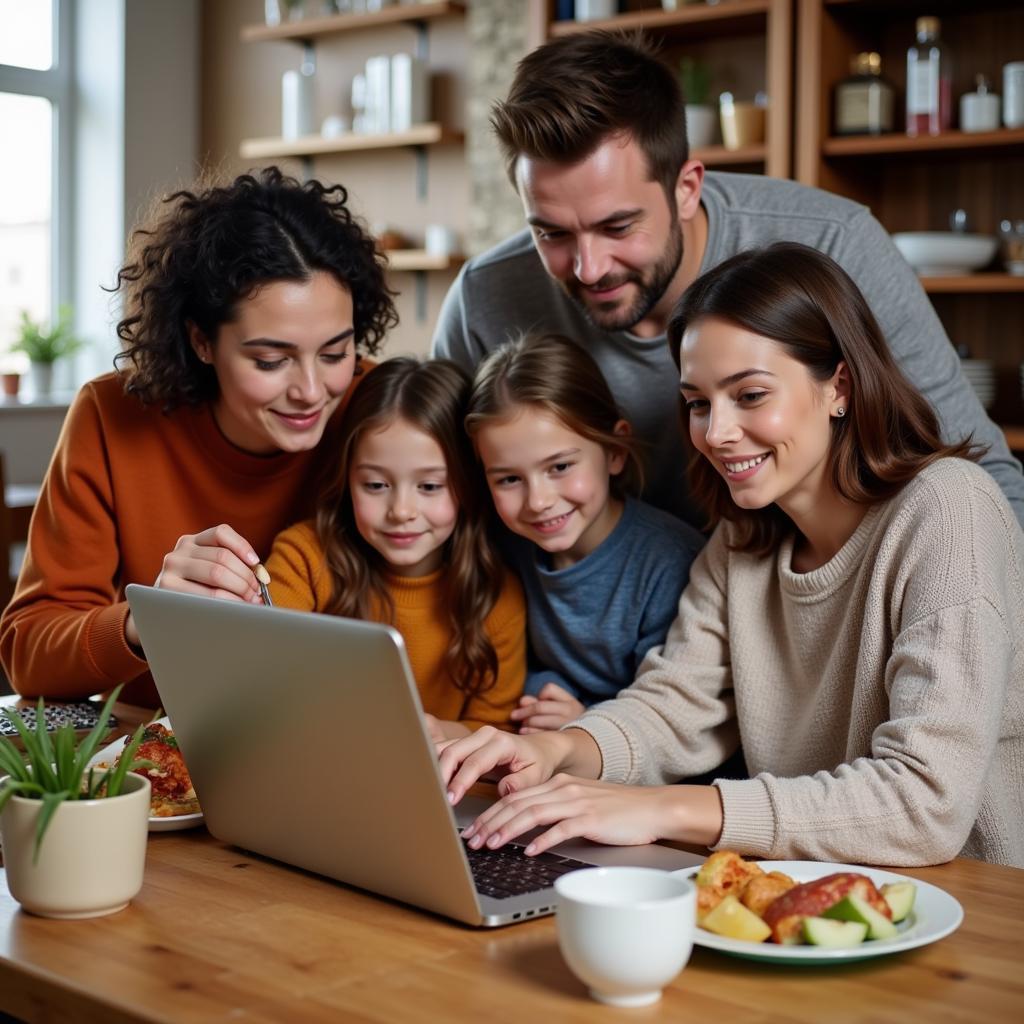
left=254, top=563, right=273, bottom=607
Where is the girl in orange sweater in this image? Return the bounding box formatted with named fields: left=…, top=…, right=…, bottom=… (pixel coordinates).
left=264, top=358, right=526, bottom=737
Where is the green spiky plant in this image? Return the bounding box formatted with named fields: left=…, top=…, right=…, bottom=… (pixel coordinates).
left=12, top=305, right=83, bottom=365
left=0, top=686, right=150, bottom=863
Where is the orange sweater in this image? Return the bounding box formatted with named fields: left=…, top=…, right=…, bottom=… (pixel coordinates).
left=266, top=520, right=526, bottom=730
left=0, top=372, right=358, bottom=707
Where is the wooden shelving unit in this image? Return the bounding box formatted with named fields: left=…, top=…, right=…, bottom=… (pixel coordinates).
left=239, top=124, right=462, bottom=161
left=384, top=250, right=465, bottom=273
left=693, top=143, right=768, bottom=167
left=823, top=128, right=1024, bottom=158
left=532, top=0, right=792, bottom=180
left=240, top=1, right=465, bottom=43
left=921, top=275, right=1024, bottom=295
left=797, top=0, right=1024, bottom=437
left=240, top=1, right=469, bottom=341
left=549, top=0, right=771, bottom=40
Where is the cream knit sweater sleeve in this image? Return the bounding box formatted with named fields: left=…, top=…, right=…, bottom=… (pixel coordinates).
left=574, top=459, right=1024, bottom=867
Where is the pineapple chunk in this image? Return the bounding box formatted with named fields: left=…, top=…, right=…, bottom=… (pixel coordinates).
left=700, top=894, right=771, bottom=943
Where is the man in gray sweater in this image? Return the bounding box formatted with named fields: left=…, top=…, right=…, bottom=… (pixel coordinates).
left=432, top=31, right=1024, bottom=527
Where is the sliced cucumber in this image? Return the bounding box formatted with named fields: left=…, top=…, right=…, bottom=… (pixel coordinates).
left=822, top=893, right=898, bottom=940
left=802, top=916, right=868, bottom=948
left=880, top=881, right=916, bottom=924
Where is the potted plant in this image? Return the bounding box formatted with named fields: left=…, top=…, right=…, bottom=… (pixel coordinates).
left=0, top=686, right=152, bottom=919
left=679, top=56, right=718, bottom=150
left=11, top=305, right=83, bottom=398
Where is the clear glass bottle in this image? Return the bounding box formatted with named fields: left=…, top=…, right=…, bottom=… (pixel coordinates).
left=906, top=16, right=952, bottom=137
left=835, top=52, right=894, bottom=136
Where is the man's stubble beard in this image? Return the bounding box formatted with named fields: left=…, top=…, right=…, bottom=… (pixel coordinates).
left=563, top=217, right=684, bottom=334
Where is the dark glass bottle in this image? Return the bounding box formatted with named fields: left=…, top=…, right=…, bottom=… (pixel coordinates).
left=835, top=52, right=894, bottom=136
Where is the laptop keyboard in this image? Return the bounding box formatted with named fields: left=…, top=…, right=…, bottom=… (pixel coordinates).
left=463, top=839, right=591, bottom=900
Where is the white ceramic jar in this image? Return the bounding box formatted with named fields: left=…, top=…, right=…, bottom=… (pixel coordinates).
left=1003, top=62, right=1024, bottom=129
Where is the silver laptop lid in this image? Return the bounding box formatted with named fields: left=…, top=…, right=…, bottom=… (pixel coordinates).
left=126, top=584, right=484, bottom=925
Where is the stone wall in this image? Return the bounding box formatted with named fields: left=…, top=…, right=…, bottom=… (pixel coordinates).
left=466, top=0, right=533, bottom=254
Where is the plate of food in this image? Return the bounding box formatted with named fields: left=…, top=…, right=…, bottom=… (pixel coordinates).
left=682, top=851, right=963, bottom=964
left=88, top=717, right=203, bottom=831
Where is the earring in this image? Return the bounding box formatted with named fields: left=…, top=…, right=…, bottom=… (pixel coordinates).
left=835, top=407, right=846, bottom=418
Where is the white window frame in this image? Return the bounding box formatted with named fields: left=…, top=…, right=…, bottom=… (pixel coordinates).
left=0, top=0, right=74, bottom=325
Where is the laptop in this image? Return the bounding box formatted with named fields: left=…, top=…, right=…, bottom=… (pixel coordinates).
left=126, top=584, right=702, bottom=927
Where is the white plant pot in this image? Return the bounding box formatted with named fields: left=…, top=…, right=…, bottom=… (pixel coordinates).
left=29, top=361, right=54, bottom=398
left=686, top=104, right=719, bottom=149
left=1, top=772, right=150, bottom=919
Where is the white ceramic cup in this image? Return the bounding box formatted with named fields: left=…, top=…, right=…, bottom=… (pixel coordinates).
left=424, top=224, right=459, bottom=256
left=555, top=866, right=696, bottom=1008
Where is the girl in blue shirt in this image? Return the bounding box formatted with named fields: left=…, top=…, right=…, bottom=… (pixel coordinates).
left=465, top=333, right=705, bottom=732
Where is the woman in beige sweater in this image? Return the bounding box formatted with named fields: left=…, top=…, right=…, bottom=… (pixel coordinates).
left=441, top=242, right=1024, bottom=868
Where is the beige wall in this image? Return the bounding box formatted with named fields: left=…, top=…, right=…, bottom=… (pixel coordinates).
left=200, top=0, right=478, bottom=358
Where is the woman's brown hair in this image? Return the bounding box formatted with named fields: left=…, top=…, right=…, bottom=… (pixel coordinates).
left=667, top=242, right=982, bottom=553
left=464, top=333, right=643, bottom=499
left=315, top=358, right=502, bottom=697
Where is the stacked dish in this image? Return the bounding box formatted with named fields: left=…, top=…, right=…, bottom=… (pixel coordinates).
left=960, top=359, right=996, bottom=409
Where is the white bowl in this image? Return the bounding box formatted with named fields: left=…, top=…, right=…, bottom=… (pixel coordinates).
left=892, top=232, right=998, bottom=276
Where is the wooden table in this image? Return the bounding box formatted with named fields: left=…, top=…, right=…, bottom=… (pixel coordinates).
left=2, top=699, right=1024, bottom=1022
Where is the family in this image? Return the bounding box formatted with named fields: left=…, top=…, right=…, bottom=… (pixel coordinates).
left=2, top=33, right=1022, bottom=869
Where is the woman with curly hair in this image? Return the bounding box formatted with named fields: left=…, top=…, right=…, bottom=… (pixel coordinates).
left=1, top=167, right=397, bottom=707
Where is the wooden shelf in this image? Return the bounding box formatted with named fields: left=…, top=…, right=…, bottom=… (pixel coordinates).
left=384, top=249, right=465, bottom=272
left=239, top=124, right=462, bottom=160
left=241, top=1, right=464, bottom=43
left=550, top=0, right=769, bottom=40
left=1003, top=425, right=1024, bottom=452
left=823, top=128, right=1024, bottom=158
left=824, top=0, right=1022, bottom=12
left=694, top=143, right=767, bottom=167
left=920, top=275, right=1024, bottom=294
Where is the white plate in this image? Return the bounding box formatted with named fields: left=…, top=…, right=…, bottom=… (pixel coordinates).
left=88, top=717, right=204, bottom=832
left=682, top=860, right=963, bottom=964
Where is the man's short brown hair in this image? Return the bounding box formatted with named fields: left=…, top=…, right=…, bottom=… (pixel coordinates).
left=491, top=30, right=688, bottom=200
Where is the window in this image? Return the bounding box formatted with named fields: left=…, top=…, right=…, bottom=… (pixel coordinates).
left=0, top=0, right=71, bottom=375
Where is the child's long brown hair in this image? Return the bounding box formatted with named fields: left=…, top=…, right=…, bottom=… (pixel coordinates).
left=667, top=242, right=981, bottom=553
left=315, top=358, right=503, bottom=695
left=464, top=332, right=643, bottom=497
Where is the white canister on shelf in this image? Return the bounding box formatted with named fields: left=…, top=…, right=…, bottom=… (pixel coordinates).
left=960, top=75, right=1000, bottom=133
left=1003, top=62, right=1024, bottom=129
left=282, top=59, right=316, bottom=139
left=576, top=0, right=617, bottom=22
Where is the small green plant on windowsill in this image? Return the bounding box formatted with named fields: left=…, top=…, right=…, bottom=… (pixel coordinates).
left=11, top=305, right=83, bottom=366
left=0, top=685, right=149, bottom=862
